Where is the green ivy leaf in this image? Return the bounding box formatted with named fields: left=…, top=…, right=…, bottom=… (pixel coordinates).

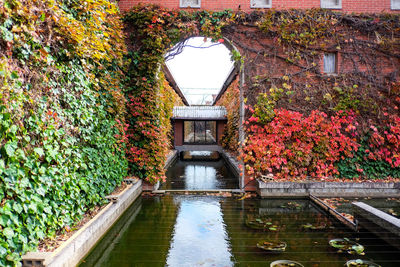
left=3, top=228, right=14, bottom=239
left=0, top=159, right=5, bottom=175
left=13, top=203, right=23, bottom=214
left=34, top=148, right=44, bottom=157
left=4, top=142, right=17, bottom=157
left=0, top=246, right=7, bottom=257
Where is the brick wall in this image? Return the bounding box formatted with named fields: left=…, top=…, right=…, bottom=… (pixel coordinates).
left=217, top=121, right=226, bottom=146
left=173, top=120, right=183, bottom=146
left=118, top=0, right=400, bottom=13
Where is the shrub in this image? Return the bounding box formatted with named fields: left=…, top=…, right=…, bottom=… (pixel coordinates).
left=242, top=109, right=359, bottom=179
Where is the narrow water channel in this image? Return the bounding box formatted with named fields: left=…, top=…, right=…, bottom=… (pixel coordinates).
left=80, top=196, right=400, bottom=267
left=162, top=155, right=238, bottom=190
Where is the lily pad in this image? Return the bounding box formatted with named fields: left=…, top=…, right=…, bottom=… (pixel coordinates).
left=346, top=259, right=381, bottom=267
left=257, top=240, right=287, bottom=252
left=301, top=223, right=328, bottom=231
left=329, top=238, right=365, bottom=255
left=245, top=217, right=279, bottom=231
left=270, top=260, right=304, bottom=267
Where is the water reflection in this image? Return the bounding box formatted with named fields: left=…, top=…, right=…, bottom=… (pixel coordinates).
left=184, top=165, right=217, bottom=189
left=163, top=160, right=238, bottom=190
left=81, top=196, right=400, bottom=267
left=167, top=197, right=234, bottom=267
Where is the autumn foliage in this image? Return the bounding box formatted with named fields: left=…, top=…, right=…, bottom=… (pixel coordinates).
left=0, top=0, right=128, bottom=264
left=242, top=109, right=359, bottom=179
left=367, top=113, right=400, bottom=168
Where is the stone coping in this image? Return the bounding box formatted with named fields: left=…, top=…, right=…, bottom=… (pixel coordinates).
left=257, top=180, right=400, bottom=197
left=310, top=194, right=356, bottom=230
left=220, top=149, right=241, bottom=178
left=153, top=189, right=244, bottom=195
left=164, top=150, right=178, bottom=169
left=353, top=202, right=400, bottom=232
left=21, top=180, right=142, bottom=267
left=353, top=201, right=400, bottom=249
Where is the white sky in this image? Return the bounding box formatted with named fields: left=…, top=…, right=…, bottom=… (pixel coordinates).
left=166, top=37, right=234, bottom=105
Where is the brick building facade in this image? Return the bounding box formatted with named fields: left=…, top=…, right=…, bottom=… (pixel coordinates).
left=118, top=0, right=400, bottom=13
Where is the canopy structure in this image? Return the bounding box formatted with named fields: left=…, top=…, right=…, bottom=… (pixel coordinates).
left=172, top=106, right=227, bottom=151
left=172, top=106, right=227, bottom=120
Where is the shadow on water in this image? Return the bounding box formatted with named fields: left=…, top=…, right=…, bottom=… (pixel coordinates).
left=80, top=196, right=400, bottom=267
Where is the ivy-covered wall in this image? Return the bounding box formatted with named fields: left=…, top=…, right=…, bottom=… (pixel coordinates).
left=229, top=10, right=400, bottom=181
left=216, top=77, right=240, bottom=153
left=122, top=6, right=233, bottom=184
left=123, top=5, right=400, bottom=183
left=0, top=0, right=128, bottom=265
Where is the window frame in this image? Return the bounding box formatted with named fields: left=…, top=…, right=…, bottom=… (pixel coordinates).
left=250, top=0, right=272, bottom=9
left=323, top=52, right=338, bottom=75
left=180, top=0, right=201, bottom=8
left=183, top=120, right=218, bottom=145
left=321, top=0, right=342, bottom=9
left=392, top=0, right=400, bottom=10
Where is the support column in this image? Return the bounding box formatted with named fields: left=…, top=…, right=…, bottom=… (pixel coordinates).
left=239, top=62, right=245, bottom=190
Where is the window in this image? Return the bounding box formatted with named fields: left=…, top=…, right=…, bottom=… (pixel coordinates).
left=321, top=0, right=341, bottom=9
left=180, top=0, right=201, bottom=8
left=184, top=121, right=217, bottom=144
left=392, top=0, right=400, bottom=10
left=323, top=53, right=337, bottom=74
left=251, top=0, right=271, bottom=8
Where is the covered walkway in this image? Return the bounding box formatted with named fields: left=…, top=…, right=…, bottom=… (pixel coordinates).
left=172, top=106, right=227, bottom=150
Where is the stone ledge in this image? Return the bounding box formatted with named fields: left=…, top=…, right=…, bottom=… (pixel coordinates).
left=353, top=201, right=400, bottom=249
left=257, top=181, right=400, bottom=197
left=22, top=180, right=142, bottom=267
left=310, top=194, right=356, bottom=230
left=164, top=150, right=178, bottom=170
left=220, top=149, right=240, bottom=178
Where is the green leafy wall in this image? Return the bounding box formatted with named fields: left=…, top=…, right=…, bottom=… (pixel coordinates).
left=0, top=0, right=128, bottom=265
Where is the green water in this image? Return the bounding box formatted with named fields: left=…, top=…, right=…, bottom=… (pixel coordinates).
left=322, top=197, right=400, bottom=219
left=162, top=158, right=239, bottom=190
left=80, top=196, right=400, bottom=267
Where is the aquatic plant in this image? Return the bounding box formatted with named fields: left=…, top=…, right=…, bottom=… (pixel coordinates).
left=256, top=240, right=286, bottom=252
left=270, top=260, right=304, bottom=267
left=301, top=223, right=330, bottom=231
left=245, top=217, right=278, bottom=231
left=329, top=238, right=365, bottom=255
left=346, top=259, right=380, bottom=267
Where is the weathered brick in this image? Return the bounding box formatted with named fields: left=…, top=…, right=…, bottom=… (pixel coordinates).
left=118, top=0, right=400, bottom=13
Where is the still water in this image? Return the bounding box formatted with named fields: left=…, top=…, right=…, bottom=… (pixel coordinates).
left=80, top=196, right=400, bottom=267
left=162, top=157, right=239, bottom=190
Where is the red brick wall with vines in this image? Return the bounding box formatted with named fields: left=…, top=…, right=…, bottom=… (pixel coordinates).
left=123, top=5, right=400, bottom=184
left=118, top=0, right=400, bottom=13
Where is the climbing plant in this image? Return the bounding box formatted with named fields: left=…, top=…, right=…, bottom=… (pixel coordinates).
left=216, top=78, right=240, bottom=152
left=0, top=0, right=127, bottom=265
left=122, top=5, right=234, bottom=184
left=232, top=9, right=400, bottom=180
left=123, top=5, right=400, bottom=181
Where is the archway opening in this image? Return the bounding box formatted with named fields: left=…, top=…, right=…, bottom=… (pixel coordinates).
left=162, top=36, right=244, bottom=190
left=165, top=37, right=236, bottom=106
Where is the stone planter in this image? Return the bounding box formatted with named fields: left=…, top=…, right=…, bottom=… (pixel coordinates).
left=142, top=180, right=160, bottom=191
left=22, top=180, right=142, bottom=267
